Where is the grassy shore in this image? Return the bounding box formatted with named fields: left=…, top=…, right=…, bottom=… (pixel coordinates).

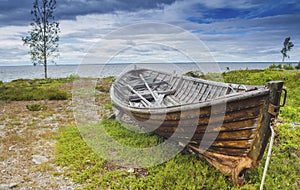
left=0, top=69, right=299, bottom=189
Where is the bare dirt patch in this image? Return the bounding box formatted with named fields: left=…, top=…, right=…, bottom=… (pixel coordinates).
left=0, top=100, right=80, bottom=189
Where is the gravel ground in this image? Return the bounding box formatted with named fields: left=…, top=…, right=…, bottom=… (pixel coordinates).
left=0, top=100, right=81, bottom=189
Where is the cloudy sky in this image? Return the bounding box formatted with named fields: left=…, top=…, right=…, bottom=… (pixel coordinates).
left=0, top=0, right=299, bottom=66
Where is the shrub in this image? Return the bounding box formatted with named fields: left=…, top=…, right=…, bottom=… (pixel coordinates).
left=0, top=78, right=71, bottom=101
left=96, top=76, right=115, bottom=93
left=295, top=62, right=300, bottom=70
left=184, top=70, right=204, bottom=78
left=26, top=104, right=47, bottom=111
left=48, top=89, right=68, bottom=100
left=268, top=63, right=277, bottom=69
left=283, top=63, right=294, bottom=70
left=269, top=63, right=282, bottom=70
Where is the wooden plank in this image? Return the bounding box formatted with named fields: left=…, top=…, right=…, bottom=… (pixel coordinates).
left=184, top=81, right=197, bottom=102
left=155, top=117, right=259, bottom=133
left=127, top=85, right=152, bottom=106
left=131, top=81, right=168, bottom=89
left=170, top=76, right=179, bottom=89
left=248, top=81, right=284, bottom=162
left=164, top=96, right=180, bottom=106
left=139, top=74, right=158, bottom=101
left=201, top=85, right=213, bottom=101
left=177, top=80, right=191, bottom=100
left=197, top=84, right=208, bottom=101
left=207, top=85, right=218, bottom=100
left=132, top=95, right=266, bottom=121
left=218, top=86, right=227, bottom=97
left=129, top=90, right=175, bottom=102
left=183, top=82, right=198, bottom=103
left=212, top=86, right=223, bottom=99
left=188, top=83, right=203, bottom=103
left=174, top=77, right=185, bottom=96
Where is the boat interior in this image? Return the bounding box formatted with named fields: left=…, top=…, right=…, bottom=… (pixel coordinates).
left=112, top=68, right=257, bottom=108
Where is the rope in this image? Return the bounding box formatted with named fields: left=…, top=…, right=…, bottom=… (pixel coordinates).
left=260, top=118, right=276, bottom=190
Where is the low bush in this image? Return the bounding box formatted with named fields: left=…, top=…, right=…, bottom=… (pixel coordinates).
left=269, top=63, right=282, bottom=70
left=48, top=89, right=68, bottom=100
left=295, top=62, right=300, bottom=70
left=0, top=78, right=71, bottom=101
left=283, top=63, right=294, bottom=70
left=26, top=104, right=47, bottom=111
left=96, top=76, right=115, bottom=93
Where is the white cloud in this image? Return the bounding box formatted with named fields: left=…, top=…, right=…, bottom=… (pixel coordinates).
left=0, top=0, right=299, bottom=66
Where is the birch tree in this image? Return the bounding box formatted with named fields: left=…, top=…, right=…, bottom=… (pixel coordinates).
left=23, top=0, right=60, bottom=79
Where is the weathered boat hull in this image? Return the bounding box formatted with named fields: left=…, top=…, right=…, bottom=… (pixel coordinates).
left=110, top=68, right=285, bottom=185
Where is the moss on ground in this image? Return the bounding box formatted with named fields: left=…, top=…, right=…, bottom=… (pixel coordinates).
left=0, top=77, right=73, bottom=101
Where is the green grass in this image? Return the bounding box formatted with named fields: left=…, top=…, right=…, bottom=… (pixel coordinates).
left=208, top=70, right=300, bottom=122
left=0, top=78, right=72, bottom=101
left=55, top=122, right=232, bottom=189
left=21, top=69, right=294, bottom=189
left=55, top=122, right=300, bottom=189
left=26, top=103, right=47, bottom=111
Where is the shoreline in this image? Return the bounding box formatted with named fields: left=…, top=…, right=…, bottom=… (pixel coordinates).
left=1, top=62, right=299, bottom=83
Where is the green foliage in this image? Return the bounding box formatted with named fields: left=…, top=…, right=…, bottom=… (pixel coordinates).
left=0, top=78, right=71, bottom=101
left=67, top=74, right=80, bottom=80
left=95, top=76, right=115, bottom=93
left=102, top=119, right=163, bottom=148
left=247, top=124, right=300, bottom=189
left=48, top=89, right=68, bottom=100
left=26, top=103, right=47, bottom=111
left=219, top=70, right=300, bottom=122
left=281, top=37, right=294, bottom=62
left=283, top=63, right=295, bottom=70
left=22, top=0, right=60, bottom=79
left=268, top=63, right=282, bottom=70
left=50, top=70, right=299, bottom=189
left=104, top=102, right=113, bottom=110
left=55, top=122, right=300, bottom=189
left=184, top=70, right=205, bottom=78
left=296, top=62, right=300, bottom=70
left=55, top=123, right=233, bottom=189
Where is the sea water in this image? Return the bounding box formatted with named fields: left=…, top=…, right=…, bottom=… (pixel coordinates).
left=0, top=62, right=295, bottom=82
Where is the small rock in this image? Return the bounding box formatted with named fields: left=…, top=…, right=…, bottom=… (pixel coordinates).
left=0, top=125, right=4, bottom=130
left=127, top=168, right=134, bottom=173
left=8, top=145, right=17, bottom=151
left=0, top=184, right=9, bottom=190
left=291, top=153, right=297, bottom=158
left=32, top=155, right=48, bottom=165
left=9, top=182, right=20, bottom=188
left=0, top=182, right=20, bottom=189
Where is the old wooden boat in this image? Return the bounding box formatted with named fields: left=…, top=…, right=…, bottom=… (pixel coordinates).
left=110, top=67, right=286, bottom=185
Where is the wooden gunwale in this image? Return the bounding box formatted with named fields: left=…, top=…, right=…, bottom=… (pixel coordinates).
left=111, top=86, right=269, bottom=115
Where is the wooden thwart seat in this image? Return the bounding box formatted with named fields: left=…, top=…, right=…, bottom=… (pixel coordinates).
left=129, top=89, right=176, bottom=102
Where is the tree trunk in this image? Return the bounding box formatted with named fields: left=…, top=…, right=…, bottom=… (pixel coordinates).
left=44, top=59, right=47, bottom=79
left=43, top=1, right=47, bottom=79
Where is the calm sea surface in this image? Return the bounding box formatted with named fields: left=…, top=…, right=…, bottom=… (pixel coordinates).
left=0, top=62, right=295, bottom=82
